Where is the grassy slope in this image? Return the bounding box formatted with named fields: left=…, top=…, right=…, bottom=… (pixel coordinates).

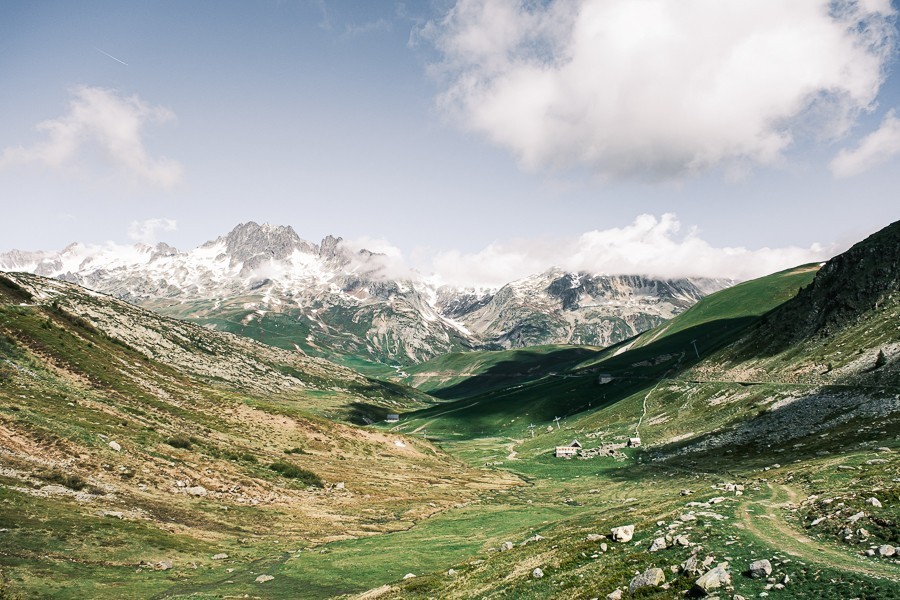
left=0, top=273, right=516, bottom=598
left=400, top=345, right=602, bottom=400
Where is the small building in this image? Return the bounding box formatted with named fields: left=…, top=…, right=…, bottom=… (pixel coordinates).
left=597, top=373, right=614, bottom=384
left=627, top=437, right=641, bottom=447
left=555, top=439, right=583, bottom=458
left=385, top=414, right=400, bottom=423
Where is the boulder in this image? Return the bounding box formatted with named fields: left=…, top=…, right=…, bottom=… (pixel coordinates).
left=674, top=535, right=690, bottom=546
left=500, top=541, right=514, bottom=552
left=878, top=545, right=896, bottom=557
left=447, top=569, right=457, bottom=577
left=680, top=555, right=702, bottom=576
left=629, top=567, right=665, bottom=593
left=847, top=512, right=866, bottom=523
left=108, top=441, right=122, bottom=452
left=649, top=537, right=667, bottom=552
left=694, top=566, right=731, bottom=595
left=212, top=553, right=228, bottom=560
left=610, top=525, right=634, bottom=542
left=255, top=574, right=274, bottom=583
left=186, top=486, right=208, bottom=497
left=748, top=559, right=772, bottom=578
left=606, top=590, right=623, bottom=600
left=155, top=561, right=172, bottom=571
left=586, top=533, right=604, bottom=542
left=600, top=543, right=608, bottom=552
left=866, top=497, right=882, bottom=508
left=532, top=568, right=544, bottom=579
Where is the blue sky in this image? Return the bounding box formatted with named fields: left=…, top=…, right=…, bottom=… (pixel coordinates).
left=1, top=0, right=899, bottom=285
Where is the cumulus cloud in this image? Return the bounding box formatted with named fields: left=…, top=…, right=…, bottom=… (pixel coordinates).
left=128, top=218, right=178, bottom=245
left=830, top=109, right=900, bottom=177
left=425, top=0, right=896, bottom=180
left=427, top=214, right=833, bottom=287
left=0, top=85, right=183, bottom=188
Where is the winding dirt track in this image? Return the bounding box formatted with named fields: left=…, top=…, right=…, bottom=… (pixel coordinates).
left=737, top=482, right=900, bottom=581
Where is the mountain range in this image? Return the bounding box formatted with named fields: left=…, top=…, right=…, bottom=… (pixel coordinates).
left=0, top=222, right=728, bottom=367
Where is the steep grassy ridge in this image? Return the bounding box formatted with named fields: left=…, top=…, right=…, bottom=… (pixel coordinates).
left=400, top=345, right=602, bottom=400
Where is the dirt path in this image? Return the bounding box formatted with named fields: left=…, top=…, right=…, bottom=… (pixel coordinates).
left=505, top=439, right=522, bottom=460
left=636, top=380, right=661, bottom=437
left=738, top=482, right=899, bottom=581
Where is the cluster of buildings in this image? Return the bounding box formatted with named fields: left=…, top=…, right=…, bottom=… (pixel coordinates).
left=554, top=437, right=640, bottom=459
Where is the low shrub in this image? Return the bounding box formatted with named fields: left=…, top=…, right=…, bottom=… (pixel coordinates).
left=269, top=461, right=323, bottom=487
left=166, top=435, right=193, bottom=449
left=37, top=470, right=88, bottom=491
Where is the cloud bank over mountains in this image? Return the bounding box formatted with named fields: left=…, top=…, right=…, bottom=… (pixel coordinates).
left=340, top=214, right=831, bottom=288
left=421, top=213, right=832, bottom=287
left=426, top=0, right=897, bottom=180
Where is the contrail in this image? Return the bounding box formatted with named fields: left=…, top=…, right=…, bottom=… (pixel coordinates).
left=94, top=47, right=129, bottom=66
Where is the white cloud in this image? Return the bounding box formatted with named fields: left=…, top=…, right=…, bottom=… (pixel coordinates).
left=427, top=214, right=832, bottom=287
left=830, top=109, right=900, bottom=177
left=340, top=236, right=420, bottom=281
left=0, top=85, right=183, bottom=188
left=128, top=218, right=178, bottom=245
left=426, top=0, right=896, bottom=180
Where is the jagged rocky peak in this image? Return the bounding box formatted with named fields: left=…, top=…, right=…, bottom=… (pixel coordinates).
left=223, top=221, right=316, bottom=264
left=318, top=234, right=343, bottom=259
left=152, top=242, right=179, bottom=258
left=0, top=249, right=50, bottom=271
left=317, top=234, right=354, bottom=269
left=545, top=271, right=584, bottom=310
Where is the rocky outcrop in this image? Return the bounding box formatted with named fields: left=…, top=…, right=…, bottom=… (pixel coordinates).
left=748, top=559, right=772, bottom=578
left=694, top=565, right=731, bottom=595
left=610, top=524, right=634, bottom=542
left=629, top=567, right=665, bottom=593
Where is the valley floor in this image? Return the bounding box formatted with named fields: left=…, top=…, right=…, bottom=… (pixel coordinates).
left=7, top=430, right=897, bottom=599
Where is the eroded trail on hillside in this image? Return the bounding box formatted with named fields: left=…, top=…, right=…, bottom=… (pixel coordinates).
left=738, top=482, right=900, bottom=581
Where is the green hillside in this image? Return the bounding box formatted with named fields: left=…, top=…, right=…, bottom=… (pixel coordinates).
left=626, top=263, right=821, bottom=350
left=0, top=272, right=515, bottom=598
left=400, top=344, right=602, bottom=399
